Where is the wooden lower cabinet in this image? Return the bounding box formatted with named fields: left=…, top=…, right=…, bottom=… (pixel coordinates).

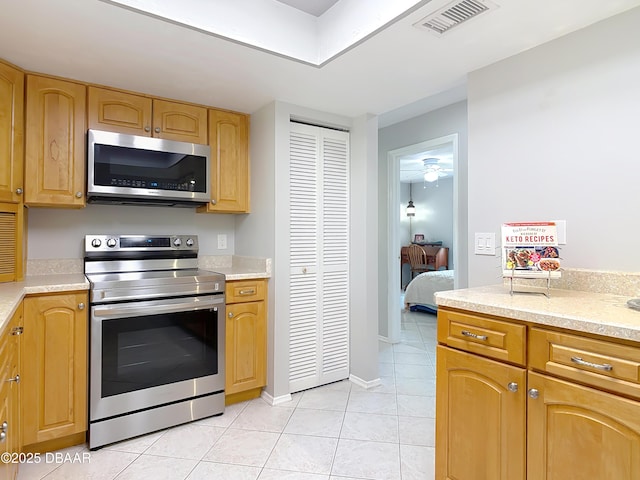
left=436, top=306, right=640, bottom=480
left=0, top=305, right=22, bottom=480
left=225, top=279, right=267, bottom=404
left=22, top=293, right=87, bottom=451
left=435, top=345, right=526, bottom=480
left=527, top=371, right=640, bottom=479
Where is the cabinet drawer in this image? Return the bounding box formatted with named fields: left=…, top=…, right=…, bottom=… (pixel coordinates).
left=529, top=328, right=640, bottom=399
left=226, top=279, right=266, bottom=304
left=437, top=308, right=526, bottom=366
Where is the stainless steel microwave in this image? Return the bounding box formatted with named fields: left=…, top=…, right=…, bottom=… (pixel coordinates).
left=87, top=129, right=211, bottom=207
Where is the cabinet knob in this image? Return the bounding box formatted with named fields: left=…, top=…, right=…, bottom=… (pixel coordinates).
left=228, top=312, right=233, bottom=318
left=7, top=375, right=19, bottom=384
left=75, top=191, right=82, bottom=198
left=507, top=382, right=518, bottom=393
left=154, top=127, right=161, bottom=133
left=302, top=268, right=307, bottom=274
left=144, top=126, right=151, bottom=132
left=0, top=431, right=5, bottom=442
left=1, top=421, right=7, bottom=432
left=211, top=199, right=217, bottom=205
left=78, top=303, right=85, bottom=310
left=15, top=188, right=23, bottom=195
left=528, top=388, right=539, bottom=399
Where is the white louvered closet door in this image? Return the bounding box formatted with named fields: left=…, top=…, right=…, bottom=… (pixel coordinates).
left=289, top=122, right=349, bottom=394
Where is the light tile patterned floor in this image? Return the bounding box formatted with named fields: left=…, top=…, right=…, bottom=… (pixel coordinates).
left=18, top=308, right=437, bottom=480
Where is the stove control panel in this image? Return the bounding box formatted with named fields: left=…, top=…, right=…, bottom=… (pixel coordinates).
left=85, top=234, right=199, bottom=253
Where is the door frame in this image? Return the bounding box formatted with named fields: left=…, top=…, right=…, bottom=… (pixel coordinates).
left=386, top=133, right=459, bottom=343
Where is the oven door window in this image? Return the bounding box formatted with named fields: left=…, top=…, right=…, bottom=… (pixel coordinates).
left=101, top=308, right=218, bottom=397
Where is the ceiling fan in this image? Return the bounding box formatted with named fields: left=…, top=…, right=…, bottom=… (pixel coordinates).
left=422, top=158, right=450, bottom=183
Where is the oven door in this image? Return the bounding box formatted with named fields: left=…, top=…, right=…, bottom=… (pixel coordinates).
left=90, top=294, right=225, bottom=421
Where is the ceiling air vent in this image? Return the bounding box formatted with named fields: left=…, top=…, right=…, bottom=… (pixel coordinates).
left=414, top=0, right=498, bottom=35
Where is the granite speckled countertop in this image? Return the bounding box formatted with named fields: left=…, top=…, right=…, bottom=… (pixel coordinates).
left=435, top=284, right=640, bottom=342
left=1, top=255, right=271, bottom=334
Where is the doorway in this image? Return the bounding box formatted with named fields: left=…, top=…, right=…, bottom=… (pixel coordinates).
left=386, top=134, right=459, bottom=343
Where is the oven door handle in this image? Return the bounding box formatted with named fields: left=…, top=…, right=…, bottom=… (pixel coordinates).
left=92, top=295, right=224, bottom=320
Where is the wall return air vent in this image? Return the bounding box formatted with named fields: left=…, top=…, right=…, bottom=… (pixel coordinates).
left=414, top=0, right=498, bottom=35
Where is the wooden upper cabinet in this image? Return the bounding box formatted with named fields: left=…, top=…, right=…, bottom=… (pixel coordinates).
left=88, top=86, right=207, bottom=143
left=25, top=75, right=86, bottom=208
left=88, top=86, right=151, bottom=136
left=198, top=109, right=249, bottom=213
left=0, top=61, right=24, bottom=204
left=152, top=99, right=208, bottom=144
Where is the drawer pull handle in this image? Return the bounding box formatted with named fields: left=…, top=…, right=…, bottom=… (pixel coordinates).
left=6, top=375, right=19, bottom=384
left=461, top=330, right=488, bottom=341
left=11, top=326, right=23, bottom=336
left=239, top=289, right=256, bottom=295
left=570, top=356, right=613, bottom=372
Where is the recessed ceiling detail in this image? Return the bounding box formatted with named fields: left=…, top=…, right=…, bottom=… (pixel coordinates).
left=414, top=0, right=499, bottom=35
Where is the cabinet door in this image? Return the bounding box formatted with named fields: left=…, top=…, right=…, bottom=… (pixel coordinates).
left=198, top=109, right=249, bottom=213
left=225, top=301, right=266, bottom=395
left=87, top=86, right=152, bottom=136
left=0, top=62, right=24, bottom=204
left=527, top=371, right=640, bottom=480
left=22, top=293, right=87, bottom=446
left=25, top=76, right=86, bottom=207
left=152, top=99, right=207, bottom=143
left=436, top=345, right=526, bottom=480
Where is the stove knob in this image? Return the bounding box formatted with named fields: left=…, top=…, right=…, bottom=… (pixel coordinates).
left=186, top=238, right=194, bottom=247
left=106, top=238, right=117, bottom=248
left=173, top=238, right=182, bottom=247
left=91, top=238, right=102, bottom=248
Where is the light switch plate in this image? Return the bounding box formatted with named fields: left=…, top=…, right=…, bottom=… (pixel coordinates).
left=474, top=232, right=495, bottom=256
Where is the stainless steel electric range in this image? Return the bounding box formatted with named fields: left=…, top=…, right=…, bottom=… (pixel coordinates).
left=84, top=234, right=225, bottom=449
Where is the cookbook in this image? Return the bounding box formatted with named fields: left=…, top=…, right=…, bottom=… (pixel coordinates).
left=502, top=222, right=561, bottom=278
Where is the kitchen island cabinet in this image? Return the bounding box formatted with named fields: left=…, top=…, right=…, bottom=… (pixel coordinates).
left=225, top=279, right=266, bottom=404
left=88, top=86, right=208, bottom=144
left=24, top=75, right=86, bottom=208
left=435, top=298, right=640, bottom=480
left=22, top=292, right=87, bottom=453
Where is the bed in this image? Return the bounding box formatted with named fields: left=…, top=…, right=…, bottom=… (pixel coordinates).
left=404, top=269, right=454, bottom=313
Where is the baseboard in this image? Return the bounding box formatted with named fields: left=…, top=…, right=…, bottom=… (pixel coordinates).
left=378, top=335, right=392, bottom=343
left=261, top=390, right=293, bottom=406
left=349, top=374, right=382, bottom=390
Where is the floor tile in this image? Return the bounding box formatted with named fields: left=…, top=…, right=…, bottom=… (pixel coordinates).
left=284, top=407, right=345, bottom=437
left=395, top=377, right=436, bottom=397
left=44, top=448, right=138, bottom=480
left=186, top=461, right=261, bottom=480
left=114, top=454, right=197, bottom=480
left=17, top=445, right=85, bottom=480
left=264, top=434, right=338, bottom=474
left=397, top=394, right=436, bottom=418
left=260, top=469, right=329, bottom=479
left=193, top=400, right=248, bottom=427
left=400, top=445, right=435, bottom=480
left=346, top=391, right=398, bottom=415
left=296, top=387, right=350, bottom=411
left=231, top=401, right=294, bottom=432
left=144, top=423, right=226, bottom=460
left=202, top=428, right=279, bottom=467
left=398, top=416, right=435, bottom=446
left=393, top=351, right=430, bottom=365
left=340, top=411, right=399, bottom=443
left=394, top=363, right=436, bottom=380
left=331, top=438, right=401, bottom=480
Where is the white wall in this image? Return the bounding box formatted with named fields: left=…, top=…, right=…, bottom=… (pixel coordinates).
left=378, top=101, right=468, bottom=337
left=27, top=204, right=235, bottom=259
left=467, top=6, right=640, bottom=287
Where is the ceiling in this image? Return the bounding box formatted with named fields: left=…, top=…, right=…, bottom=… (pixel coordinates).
left=275, top=0, right=340, bottom=17
left=400, top=144, right=454, bottom=184
left=1, top=0, right=639, bottom=128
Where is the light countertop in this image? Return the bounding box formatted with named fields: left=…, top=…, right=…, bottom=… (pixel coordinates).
left=435, top=284, right=640, bottom=342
